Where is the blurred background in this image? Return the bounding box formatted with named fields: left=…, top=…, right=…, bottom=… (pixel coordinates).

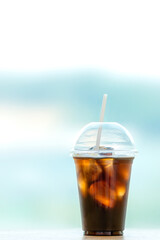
left=0, top=0, right=160, bottom=230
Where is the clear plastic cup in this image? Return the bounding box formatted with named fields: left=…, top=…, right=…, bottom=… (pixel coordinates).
left=72, top=122, right=137, bottom=236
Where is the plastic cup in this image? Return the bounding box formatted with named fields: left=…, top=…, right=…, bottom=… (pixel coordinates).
left=72, top=122, right=137, bottom=236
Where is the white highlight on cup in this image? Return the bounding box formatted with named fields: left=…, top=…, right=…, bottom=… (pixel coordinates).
left=95, top=94, right=107, bottom=151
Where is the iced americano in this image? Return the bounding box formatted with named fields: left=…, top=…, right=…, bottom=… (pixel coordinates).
left=72, top=122, right=136, bottom=236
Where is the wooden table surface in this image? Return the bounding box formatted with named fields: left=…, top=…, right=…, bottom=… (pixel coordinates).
left=0, top=229, right=159, bottom=240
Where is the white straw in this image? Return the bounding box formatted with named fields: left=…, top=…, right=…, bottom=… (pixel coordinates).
left=95, top=94, right=107, bottom=151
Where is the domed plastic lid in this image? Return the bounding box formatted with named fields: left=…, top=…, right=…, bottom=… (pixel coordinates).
left=72, top=122, right=137, bottom=158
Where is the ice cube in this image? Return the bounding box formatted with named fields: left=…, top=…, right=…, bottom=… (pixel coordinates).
left=118, top=163, right=131, bottom=181
left=98, top=159, right=114, bottom=182
left=80, top=159, right=102, bottom=183
left=76, top=159, right=102, bottom=197
left=78, top=172, right=87, bottom=197
left=89, top=180, right=116, bottom=208
left=116, top=182, right=126, bottom=198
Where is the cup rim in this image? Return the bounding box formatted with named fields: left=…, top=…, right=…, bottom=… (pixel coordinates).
left=71, top=149, right=138, bottom=158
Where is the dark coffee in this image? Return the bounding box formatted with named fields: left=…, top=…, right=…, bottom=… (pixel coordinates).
left=74, top=157, right=133, bottom=236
